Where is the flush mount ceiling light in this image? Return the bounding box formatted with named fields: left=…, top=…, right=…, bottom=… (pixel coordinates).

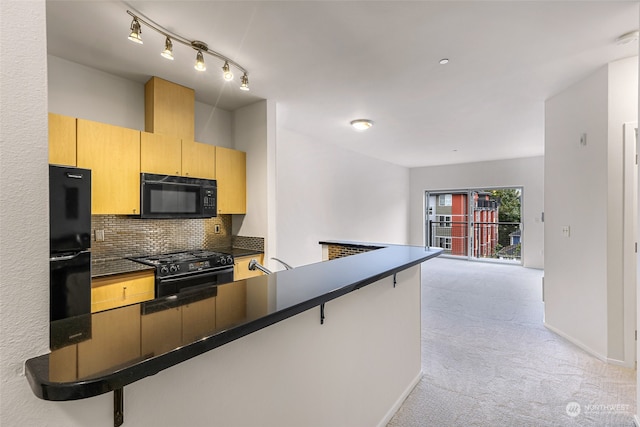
left=350, top=119, right=373, bottom=131
left=439, top=58, right=449, bottom=65
left=126, top=9, right=250, bottom=91
left=616, top=30, right=639, bottom=45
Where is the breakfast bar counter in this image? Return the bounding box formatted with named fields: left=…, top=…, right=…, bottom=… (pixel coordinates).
left=25, top=242, right=441, bottom=426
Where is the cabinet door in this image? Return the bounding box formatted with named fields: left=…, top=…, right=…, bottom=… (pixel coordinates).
left=182, top=140, right=216, bottom=179
left=234, top=254, right=264, bottom=281
left=216, top=281, right=247, bottom=330
left=77, top=119, right=141, bottom=214
left=48, top=113, right=76, bottom=166
left=182, top=297, right=216, bottom=344
left=91, top=271, right=155, bottom=313
left=215, top=146, right=246, bottom=214
left=140, top=132, right=182, bottom=176
left=141, top=307, right=182, bottom=357
left=77, top=305, right=141, bottom=378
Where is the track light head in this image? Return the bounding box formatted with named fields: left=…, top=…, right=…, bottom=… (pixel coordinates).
left=194, top=50, right=206, bottom=71
left=222, top=62, right=234, bottom=81
left=161, top=37, right=174, bottom=60
left=240, top=73, right=250, bottom=91
left=128, top=18, right=143, bottom=44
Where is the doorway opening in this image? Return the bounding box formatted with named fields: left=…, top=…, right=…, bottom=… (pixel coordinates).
left=425, top=188, right=523, bottom=264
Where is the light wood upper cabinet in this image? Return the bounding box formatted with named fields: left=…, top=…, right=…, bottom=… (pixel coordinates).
left=77, top=119, right=141, bottom=215
left=140, top=132, right=182, bottom=176
left=145, top=76, right=195, bottom=141
left=216, top=146, right=246, bottom=214
left=48, top=113, right=76, bottom=166
left=182, top=140, right=216, bottom=180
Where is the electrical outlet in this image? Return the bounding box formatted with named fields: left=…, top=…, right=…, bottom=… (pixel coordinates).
left=95, top=229, right=105, bottom=241
left=561, top=226, right=570, bottom=238
left=214, top=224, right=221, bottom=234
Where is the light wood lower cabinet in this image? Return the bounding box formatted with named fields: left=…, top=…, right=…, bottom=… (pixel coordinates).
left=216, top=281, right=247, bottom=330
left=77, top=305, right=141, bottom=378
left=91, top=271, right=155, bottom=313
left=234, top=254, right=265, bottom=281
left=48, top=113, right=76, bottom=166
left=182, top=298, right=216, bottom=344
left=141, top=307, right=182, bottom=357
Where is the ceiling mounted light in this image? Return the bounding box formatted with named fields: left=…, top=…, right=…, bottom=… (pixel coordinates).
left=194, top=50, right=206, bottom=71
left=350, top=119, right=373, bottom=131
left=240, top=73, right=250, bottom=91
left=128, top=17, right=143, bottom=44
left=616, top=30, right=639, bottom=45
left=125, top=9, right=251, bottom=92
left=439, top=58, right=449, bottom=65
left=222, top=61, right=234, bottom=81
left=161, top=37, right=174, bottom=60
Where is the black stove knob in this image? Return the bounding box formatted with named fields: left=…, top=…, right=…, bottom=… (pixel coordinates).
left=170, top=264, right=178, bottom=272
left=220, top=257, right=227, bottom=265
left=160, top=266, right=169, bottom=274
left=226, top=256, right=233, bottom=265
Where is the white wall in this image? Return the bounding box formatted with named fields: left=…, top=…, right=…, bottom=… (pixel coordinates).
left=545, top=57, right=638, bottom=364
left=275, top=126, right=411, bottom=268
left=1, top=0, right=52, bottom=423
left=409, top=156, right=544, bottom=269
left=47, top=55, right=232, bottom=147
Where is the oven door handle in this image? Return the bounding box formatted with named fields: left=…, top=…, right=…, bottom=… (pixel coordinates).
left=158, top=268, right=234, bottom=284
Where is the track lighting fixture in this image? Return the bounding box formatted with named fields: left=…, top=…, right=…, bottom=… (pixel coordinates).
left=222, top=62, right=233, bottom=81
left=194, top=50, right=206, bottom=71
left=161, top=37, right=174, bottom=60
left=240, top=73, right=250, bottom=91
left=128, top=17, right=143, bottom=44
left=126, top=9, right=251, bottom=91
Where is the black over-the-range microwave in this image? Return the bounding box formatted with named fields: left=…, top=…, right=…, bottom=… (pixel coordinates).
left=139, top=173, right=217, bottom=219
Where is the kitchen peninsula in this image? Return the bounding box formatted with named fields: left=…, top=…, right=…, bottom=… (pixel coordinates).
left=26, top=242, right=441, bottom=427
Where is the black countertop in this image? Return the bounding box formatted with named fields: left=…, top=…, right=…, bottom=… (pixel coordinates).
left=26, top=243, right=441, bottom=401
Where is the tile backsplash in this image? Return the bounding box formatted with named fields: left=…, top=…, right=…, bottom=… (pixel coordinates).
left=91, top=215, right=235, bottom=260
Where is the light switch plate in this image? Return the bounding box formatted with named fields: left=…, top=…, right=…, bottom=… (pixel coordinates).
left=95, top=229, right=105, bottom=241
left=561, top=226, right=570, bottom=238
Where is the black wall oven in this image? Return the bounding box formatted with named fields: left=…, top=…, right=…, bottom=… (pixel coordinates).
left=140, top=173, right=217, bottom=219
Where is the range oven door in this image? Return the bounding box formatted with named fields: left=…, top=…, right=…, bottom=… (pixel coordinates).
left=156, top=267, right=234, bottom=298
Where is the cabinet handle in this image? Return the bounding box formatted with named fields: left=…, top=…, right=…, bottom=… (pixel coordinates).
left=122, top=286, right=127, bottom=299
left=132, top=208, right=137, bottom=214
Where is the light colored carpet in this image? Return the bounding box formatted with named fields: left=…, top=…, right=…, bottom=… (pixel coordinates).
left=387, top=258, right=636, bottom=427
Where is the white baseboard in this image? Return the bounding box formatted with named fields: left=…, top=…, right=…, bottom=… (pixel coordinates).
left=633, top=414, right=640, bottom=427
left=544, top=322, right=608, bottom=362
left=544, top=322, right=636, bottom=368
left=377, top=370, right=423, bottom=427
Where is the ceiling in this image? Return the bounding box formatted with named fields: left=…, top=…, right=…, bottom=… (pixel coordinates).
left=46, top=1, right=639, bottom=168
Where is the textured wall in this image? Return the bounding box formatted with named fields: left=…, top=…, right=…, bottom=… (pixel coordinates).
left=0, top=0, right=51, bottom=424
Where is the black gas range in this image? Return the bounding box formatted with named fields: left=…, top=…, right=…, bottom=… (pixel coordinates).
left=129, top=250, right=234, bottom=298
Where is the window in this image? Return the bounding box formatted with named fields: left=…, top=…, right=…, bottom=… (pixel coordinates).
left=438, top=215, right=451, bottom=227
left=438, top=237, right=452, bottom=250
left=438, top=194, right=452, bottom=206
